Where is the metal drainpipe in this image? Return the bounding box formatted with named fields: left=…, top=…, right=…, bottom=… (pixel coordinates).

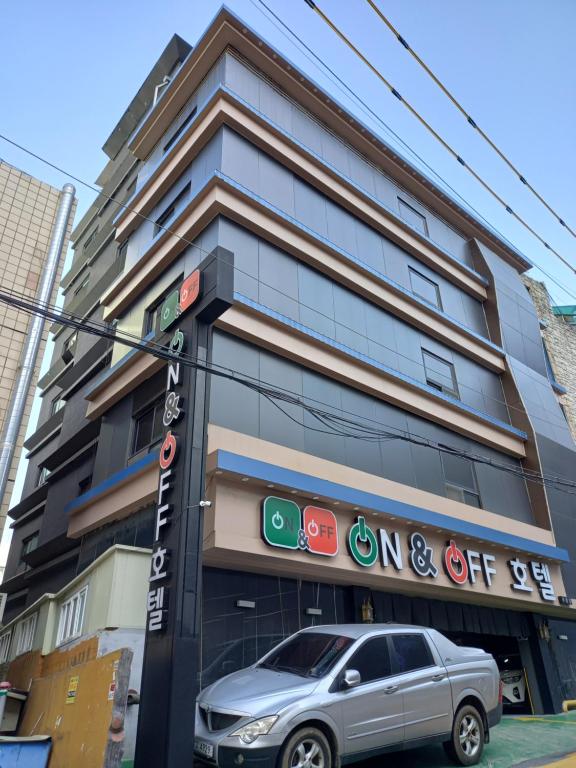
left=0, top=182, right=75, bottom=509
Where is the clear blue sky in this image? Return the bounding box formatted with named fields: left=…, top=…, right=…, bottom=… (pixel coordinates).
left=1, top=0, right=575, bottom=303
left=0, top=0, right=575, bottom=555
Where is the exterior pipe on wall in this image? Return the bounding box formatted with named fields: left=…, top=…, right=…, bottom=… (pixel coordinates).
left=0, top=183, right=76, bottom=509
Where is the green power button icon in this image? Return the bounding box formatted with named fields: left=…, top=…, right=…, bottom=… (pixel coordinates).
left=262, top=497, right=301, bottom=549
left=348, top=516, right=378, bottom=567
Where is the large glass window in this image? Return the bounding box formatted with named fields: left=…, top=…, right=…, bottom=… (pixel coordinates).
left=19, top=532, right=39, bottom=566
left=82, top=228, right=98, bottom=252
left=409, top=267, right=442, bottom=309
left=61, top=332, right=77, bottom=363
left=0, top=630, right=11, bottom=663
left=398, top=198, right=428, bottom=236
left=51, top=396, right=65, bottom=416
left=422, top=349, right=459, bottom=398
left=390, top=634, right=434, bottom=673
left=259, top=632, right=353, bottom=678
left=164, top=106, right=198, bottom=153
left=153, top=182, right=191, bottom=236
left=14, top=613, right=37, bottom=656
left=441, top=451, right=481, bottom=507
left=57, top=587, right=88, bottom=646
left=346, top=636, right=391, bottom=684
left=132, top=397, right=164, bottom=454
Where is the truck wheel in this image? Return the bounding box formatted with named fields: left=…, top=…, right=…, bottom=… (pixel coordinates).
left=444, top=704, right=485, bottom=766
left=280, top=727, right=332, bottom=768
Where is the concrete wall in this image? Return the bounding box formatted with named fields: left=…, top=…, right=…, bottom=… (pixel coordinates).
left=524, top=277, right=576, bottom=440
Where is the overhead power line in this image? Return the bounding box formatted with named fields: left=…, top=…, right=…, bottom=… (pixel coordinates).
left=249, top=0, right=576, bottom=305
left=2, top=115, right=576, bottom=307
left=4, top=252, right=553, bottom=424
left=303, top=0, right=576, bottom=277
left=364, top=0, right=576, bottom=242
left=3, top=286, right=576, bottom=499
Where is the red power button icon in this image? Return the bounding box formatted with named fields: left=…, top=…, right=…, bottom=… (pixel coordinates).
left=302, top=506, right=339, bottom=557
left=444, top=540, right=469, bottom=585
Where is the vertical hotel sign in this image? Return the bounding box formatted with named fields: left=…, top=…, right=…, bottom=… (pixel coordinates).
left=146, top=270, right=201, bottom=633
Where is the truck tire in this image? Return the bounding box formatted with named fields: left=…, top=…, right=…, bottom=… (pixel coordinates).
left=444, top=704, right=485, bottom=766
left=280, top=727, right=332, bottom=768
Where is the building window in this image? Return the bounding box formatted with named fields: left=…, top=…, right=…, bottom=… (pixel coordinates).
left=441, top=451, right=481, bottom=507
left=37, top=466, right=51, bottom=487
left=57, top=587, right=88, bottom=646
left=0, top=630, right=11, bottom=663
left=117, top=238, right=130, bottom=262
left=153, top=182, right=191, bottom=237
left=398, top=198, right=428, bottom=236
left=132, top=397, right=164, bottom=455
left=124, top=179, right=137, bottom=202
left=73, top=273, right=90, bottom=296
left=14, top=613, right=37, bottom=656
left=409, top=267, right=442, bottom=309
left=51, top=396, right=65, bottom=416
left=61, top=332, right=77, bottom=363
left=19, top=532, right=39, bottom=566
left=164, top=106, right=198, bottom=153
left=422, top=349, right=459, bottom=398
left=78, top=475, right=92, bottom=495
left=82, top=228, right=98, bottom=252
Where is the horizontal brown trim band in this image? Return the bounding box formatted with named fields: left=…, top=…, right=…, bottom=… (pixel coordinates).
left=128, top=14, right=528, bottom=273
left=117, top=91, right=487, bottom=300
left=106, top=177, right=501, bottom=373
left=215, top=304, right=526, bottom=457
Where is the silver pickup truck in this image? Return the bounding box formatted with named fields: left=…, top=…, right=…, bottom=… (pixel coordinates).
left=195, top=624, right=502, bottom=768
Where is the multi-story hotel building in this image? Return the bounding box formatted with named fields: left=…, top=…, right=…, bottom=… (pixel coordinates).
left=1, top=9, right=576, bottom=764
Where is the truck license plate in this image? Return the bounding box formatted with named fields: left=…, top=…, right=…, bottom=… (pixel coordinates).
left=195, top=739, right=214, bottom=759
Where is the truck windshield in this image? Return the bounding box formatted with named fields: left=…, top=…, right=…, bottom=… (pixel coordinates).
left=259, top=633, right=353, bottom=678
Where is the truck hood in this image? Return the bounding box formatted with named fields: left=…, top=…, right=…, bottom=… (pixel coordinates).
left=198, top=667, right=320, bottom=715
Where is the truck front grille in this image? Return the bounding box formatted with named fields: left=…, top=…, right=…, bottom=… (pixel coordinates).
left=200, top=706, right=242, bottom=732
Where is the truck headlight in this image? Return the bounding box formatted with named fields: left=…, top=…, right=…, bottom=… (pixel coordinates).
left=231, top=716, right=279, bottom=744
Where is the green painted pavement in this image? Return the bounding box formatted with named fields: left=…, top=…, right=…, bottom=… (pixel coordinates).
left=361, top=713, right=576, bottom=768
left=121, top=714, right=576, bottom=768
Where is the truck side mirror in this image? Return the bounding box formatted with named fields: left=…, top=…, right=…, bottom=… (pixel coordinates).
left=342, top=669, right=361, bottom=689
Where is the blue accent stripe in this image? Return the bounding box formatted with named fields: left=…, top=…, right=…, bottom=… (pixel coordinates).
left=64, top=450, right=159, bottom=514
left=233, top=291, right=527, bottom=440
left=215, top=450, right=569, bottom=562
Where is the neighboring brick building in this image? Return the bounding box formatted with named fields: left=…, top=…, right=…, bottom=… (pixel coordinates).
left=523, top=276, right=576, bottom=440
left=0, top=160, right=76, bottom=528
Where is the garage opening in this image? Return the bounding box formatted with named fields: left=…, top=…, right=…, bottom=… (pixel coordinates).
left=447, top=631, right=532, bottom=714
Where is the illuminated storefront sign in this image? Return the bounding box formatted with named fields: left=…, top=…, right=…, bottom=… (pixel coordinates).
left=262, top=497, right=338, bottom=556
left=146, top=270, right=201, bottom=633
left=261, top=498, right=556, bottom=603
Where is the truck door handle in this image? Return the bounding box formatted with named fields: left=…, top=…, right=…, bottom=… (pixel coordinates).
left=432, top=673, right=445, bottom=682
left=385, top=685, right=399, bottom=694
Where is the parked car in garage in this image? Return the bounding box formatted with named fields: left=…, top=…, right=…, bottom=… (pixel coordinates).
left=195, top=624, right=502, bottom=767
left=496, top=653, right=527, bottom=709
